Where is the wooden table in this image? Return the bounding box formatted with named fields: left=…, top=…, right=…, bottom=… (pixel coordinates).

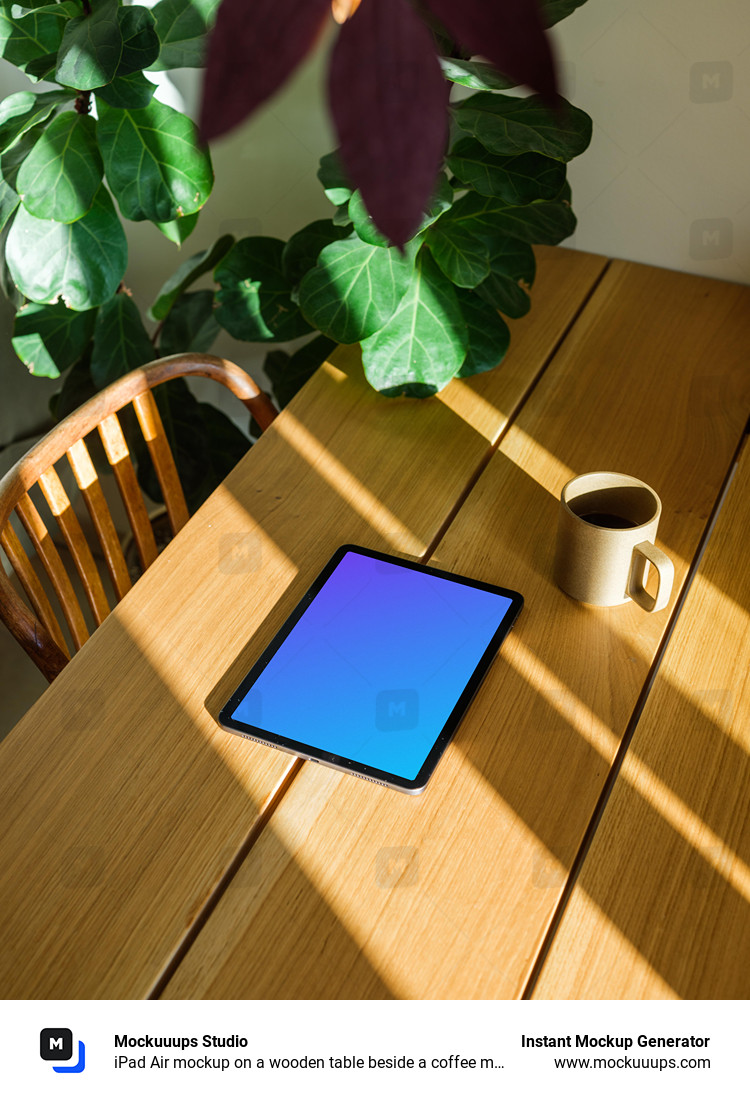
left=1, top=246, right=748, bottom=1000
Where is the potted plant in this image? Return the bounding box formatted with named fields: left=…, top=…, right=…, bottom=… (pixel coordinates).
left=0, top=0, right=591, bottom=504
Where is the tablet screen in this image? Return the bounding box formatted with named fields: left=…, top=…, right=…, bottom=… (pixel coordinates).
left=221, top=546, right=522, bottom=793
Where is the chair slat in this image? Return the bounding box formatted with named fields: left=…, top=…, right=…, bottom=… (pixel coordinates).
left=37, top=467, right=110, bottom=627
left=15, top=493, right=90, bottom=650
left=1, top=523, right=70, bottom=658
left=132, top=391, right=189, bottom=536
left=66, top=438, right=132, bottom=602
left=98, top=413, right=159, bottom=572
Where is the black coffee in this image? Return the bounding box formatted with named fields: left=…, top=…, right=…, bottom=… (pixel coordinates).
left=578, top=511, right=637, bottom=529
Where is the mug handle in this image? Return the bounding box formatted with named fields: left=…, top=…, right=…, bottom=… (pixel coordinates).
left=627, top=541, right=674, bottom=612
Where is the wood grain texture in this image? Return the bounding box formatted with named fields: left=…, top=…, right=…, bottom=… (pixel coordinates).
left=0, top=356, right=274, bottom=679
left=38, top=465, right=111, bottom=627
left=15, top=492, right=90, bottom=649
left=0, top=522, right=69, bottom=656
left=532, top=440, right=750, bottom=1000
left=98, top=412, right=159, bottom=572
left=163, top=259, right=750, bottom=1000
left=132, top=390, right=190, bottom=537
left=0, top=247, right=605, bottom=998
left=67, top=438, right=133, bottom=602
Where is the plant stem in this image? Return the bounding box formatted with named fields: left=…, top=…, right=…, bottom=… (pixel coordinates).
left=74, top=91, right=91, bottom=115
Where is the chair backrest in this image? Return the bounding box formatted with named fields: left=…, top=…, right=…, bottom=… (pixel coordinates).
left=0, top=353, right=276, bottom=682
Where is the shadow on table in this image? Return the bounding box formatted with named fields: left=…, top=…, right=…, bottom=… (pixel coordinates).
left=205, top=410, right=749, bottom=1000
left=455, top=649, right=750, bottom=999
left=0, top=609, right=393, bottom=999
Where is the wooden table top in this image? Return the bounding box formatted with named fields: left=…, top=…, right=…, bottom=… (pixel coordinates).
left=1, top=246, right=748, bottom=1000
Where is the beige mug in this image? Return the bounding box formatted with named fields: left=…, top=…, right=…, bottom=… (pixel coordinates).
left=553, top=471, right=674, bottom=611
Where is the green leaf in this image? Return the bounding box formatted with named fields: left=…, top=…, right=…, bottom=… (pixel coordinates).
left=95, top=71, right=156, bottom=110
left=0, top=244, right=23, bottom=308
left=440, top=57, right=515, bottom=92
left=348, top=174, right=453, bottom=248
left=90, top=293, right=154, bottom=389
left=158, top=289, right=219, bottom=356
left=96, top=98, right=213, bottom=224
left=12, top=331, right=60, bottom=377
left=281, top=219, right=350, bottom=287
left=50, top=355, right=97, bottom=421
left=215, top=237, right=312, bottom=342
left=427, top=221, right=490, bottom=288
left=117, top=5, right=159, bottom=75
left=149, top=233, right=234, bottom=320
left=6, top=185, right=128, bottom=310
left=447, top=138, right=566, bottom=204
left=17, top=112, right=102, bottom=223
left=0, top=4, right=70, bottom=75
left=317, top=150, right=352, bottom=207
left=332, top=203, right=352, bottom=228
left=360, top=249, right=467, bottom=397
left=0, top=122, right=46, bottom=189
left=453, top=93, right=592, bottom=162
left=55, top=0, right=123, bottom=91
left=298, top=236, right=416, bottom=345
left=484, top=236, right=536, bottom=285
left=155, top=211, right=198, bottom=245
left=148, top=0, right=219, bottom=70
left=442, top=191, right=576, bottom=248
left=0, top=90, right=68, bottom=154
left=264, top=334, right=336, bottom=410
left=12, top=299, right=96, bottom=378
left=454, top=288, right=511, bottom=378
left=475, top=269, right=530, bottom=319
left=0, top=178, right=19, bottom=232
left=539, top=0, right=589, bottom=28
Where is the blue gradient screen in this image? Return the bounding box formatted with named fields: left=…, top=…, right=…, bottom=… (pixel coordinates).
left=231, top=551, right=514, bottom=781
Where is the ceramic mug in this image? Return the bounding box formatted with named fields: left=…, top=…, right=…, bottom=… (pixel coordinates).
left=553, top=471, right=674, bottom=611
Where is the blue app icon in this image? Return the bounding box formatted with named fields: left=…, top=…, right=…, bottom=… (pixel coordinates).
left=40, top=1029, right=86, bottom=1073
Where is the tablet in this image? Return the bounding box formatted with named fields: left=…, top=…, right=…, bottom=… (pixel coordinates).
left=219, top=545, right=523, bottom=794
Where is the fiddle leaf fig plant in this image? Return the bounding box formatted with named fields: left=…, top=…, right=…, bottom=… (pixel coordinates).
left=1, top=0, right=593, bottom=509
left=214, top=83, right=590, bottom=398
left=0, top=0, right=254, bottom=510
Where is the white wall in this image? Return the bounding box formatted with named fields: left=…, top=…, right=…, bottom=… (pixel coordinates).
left=552, top=0, right=750, bottom=284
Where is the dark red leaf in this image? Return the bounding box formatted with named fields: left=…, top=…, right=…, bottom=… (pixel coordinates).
left=328, top=0, right=449, bottom=248
left=423, top=0, right=558, bottom=102
left=200, top=0, right=331, bottom=142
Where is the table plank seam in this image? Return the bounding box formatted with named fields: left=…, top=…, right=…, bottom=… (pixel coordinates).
left=152, top=255, right=615, bottom=998
left=157, top=256, right=616, bottom=995
left=521, top=429, right=750, bottom=1000
left=422, top=260, right=614, bottom=563
left=147, top=756, right=305, bottom=1000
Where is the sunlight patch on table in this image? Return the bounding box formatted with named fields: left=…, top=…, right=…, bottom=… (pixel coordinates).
left=505, top=636, right=750, bottom=906
left=273, top=411, right=423, bottom=555
left=265, top=745, right=530, bottom=998
left=437, top=379, right=506, bottom=442
left=536, top=889, right=679, bottom=1000
left=501, top=425, right=576, bottom=495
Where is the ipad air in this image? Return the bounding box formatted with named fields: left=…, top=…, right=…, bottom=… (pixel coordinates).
left=219, top=545, right=523, bottom=794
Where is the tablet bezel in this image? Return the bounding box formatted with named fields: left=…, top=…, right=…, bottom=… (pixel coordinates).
left=218, top=544, right=523, bottom=794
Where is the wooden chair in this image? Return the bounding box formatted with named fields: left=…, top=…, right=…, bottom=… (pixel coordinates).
left=0, top=353, right=277, bottom=683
